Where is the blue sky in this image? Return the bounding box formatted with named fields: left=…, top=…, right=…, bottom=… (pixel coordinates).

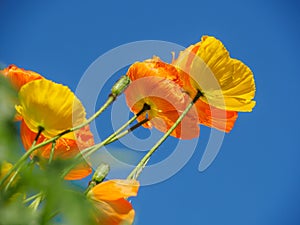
left=1, top=0, right=300, bottom=224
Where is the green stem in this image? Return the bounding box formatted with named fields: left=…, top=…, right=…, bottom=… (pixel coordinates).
left=127, top=91, right=202, bottom=180
left=61, top=106, right=149, bottom=178
left=4, top=166, right=21, bottom=192
left=67, top=95, right=115, bottom=133
left=23, top=192, right=43, bottom=204
left=48, top=141, right=56, bottom=164
left=106, top=118, right=149, bottom=144
left=29, top=194, right=43, bottom=211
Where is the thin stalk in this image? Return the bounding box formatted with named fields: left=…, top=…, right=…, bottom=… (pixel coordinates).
left=127, top=91, right=202, bottom=180
left=4, top=166, right=21, bottom=192
left=61, top=105, right=150, bottom=178
left=106, top=118, right=149, bottom=144
left=23, top=192, right=43, bottom=204
left=68, top=95, right=115, bottom=133
left=28, top=194, right=43, bottom=211
left=48, top=141, right=56, bottom=164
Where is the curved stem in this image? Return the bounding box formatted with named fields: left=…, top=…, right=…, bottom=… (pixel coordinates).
left=127, top=91, right=202, bottom=180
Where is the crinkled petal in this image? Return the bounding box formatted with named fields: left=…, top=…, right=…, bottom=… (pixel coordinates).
left=124, top=76, right=199, bottom=139
left=127, top=59, right=182, bottom=85
left=173, top=35, right=256, bottom=112
left=16, top=79, right=86, bottom=139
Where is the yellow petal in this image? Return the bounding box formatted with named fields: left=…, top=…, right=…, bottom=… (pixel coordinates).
left=16, top=79, right=86, bottom=139
left=174, top=35, right=256, bottom=112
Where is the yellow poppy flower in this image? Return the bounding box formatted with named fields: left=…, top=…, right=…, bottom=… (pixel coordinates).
left=15, top=79, right=86, bottom=139
left=173, top=35, right=256, bottom=112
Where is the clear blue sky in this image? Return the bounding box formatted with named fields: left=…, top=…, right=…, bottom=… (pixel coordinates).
left=1, top=0, right=300, bottom=224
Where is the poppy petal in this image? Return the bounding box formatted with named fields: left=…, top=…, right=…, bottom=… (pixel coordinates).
left=16, top=79, right=86, bottom=139
left=89, top=179, right=139, bottom=201
left=93, top=199, right=135, bottom=225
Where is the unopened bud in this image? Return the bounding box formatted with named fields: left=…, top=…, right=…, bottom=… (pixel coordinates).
left=111, top=75, right=130, bottom=97
left=92, top=163, right=110, bottom=184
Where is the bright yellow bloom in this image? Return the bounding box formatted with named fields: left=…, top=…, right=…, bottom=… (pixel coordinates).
left=88, top=179, right=139, bottom=225
left=15, top=79, right=86, bottom=139
left=173, top=35, right=256, bottom=112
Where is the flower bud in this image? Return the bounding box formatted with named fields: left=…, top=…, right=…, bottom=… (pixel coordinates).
left=111, top=75, right=130, bottom=97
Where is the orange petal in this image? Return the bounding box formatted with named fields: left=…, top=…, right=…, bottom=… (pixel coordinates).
left=127, top=59, right=183, bottom=85
left=89, top=179, right=139, bottom=201
left=0, top=64, right=43, bottom=91
left=94, top=198, right=135, bottom=225
left=150, top=108, right=200, bottom=139
left=64, top=163, right=92, bottom=180
left=20, top=120, right=92, bottom=180
left=125, top=76, right=199, bottom=139
left=195, top=100, right=238, bottom=132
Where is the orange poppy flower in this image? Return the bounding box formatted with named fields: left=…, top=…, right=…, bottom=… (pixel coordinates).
left=125, top=59, right=200, bottom=139
left=125, top=58, right=237, bottom=136
left=87, top=179, right=139, bottom=225
left=0, top=65, right=43, bottom=91
left=20, top=120, right=93, bottom=180
left=173, top=35, right=256, bottom=112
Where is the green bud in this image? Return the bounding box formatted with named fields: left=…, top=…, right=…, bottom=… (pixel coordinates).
left=111, top=75, right=130, bottom=97
left=92, top=163, right=110, bottom=184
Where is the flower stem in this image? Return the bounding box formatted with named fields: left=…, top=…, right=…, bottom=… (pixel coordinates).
left=23, top=192, right=43, bottom=204
left=106, top=118, right=149, bottom=144
left=127, top=91, right=202, bottom=180
left=48, top=141, right=56, bottom=164
left=29, top=194, right=43, bottom=211
left=61, top=105, right=150, bottom=178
